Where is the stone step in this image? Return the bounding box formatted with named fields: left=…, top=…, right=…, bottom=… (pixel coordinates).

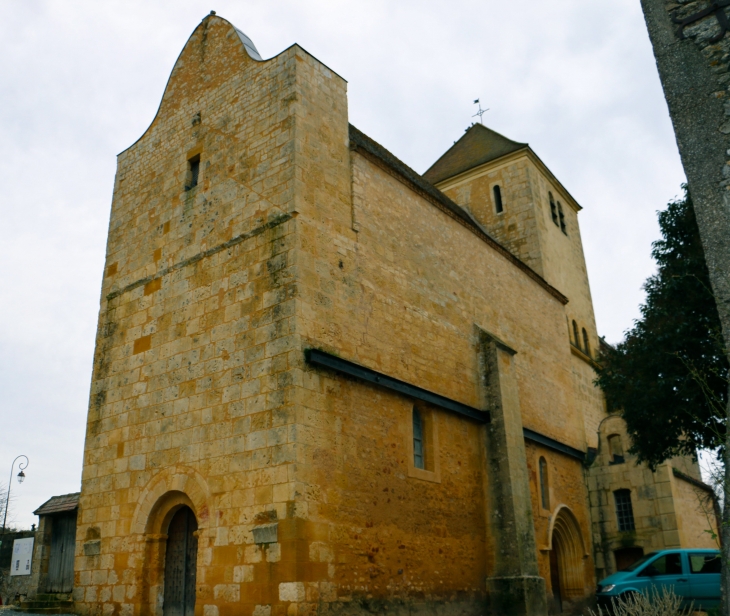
left=16, top=608, right=76, bottom=615
left=33, top=595, right=72, bottom=602
left=17, top=597, right=76, bottom=614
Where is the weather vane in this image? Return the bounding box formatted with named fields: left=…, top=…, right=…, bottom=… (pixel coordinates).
left=472, top=99, right=489, bottom=124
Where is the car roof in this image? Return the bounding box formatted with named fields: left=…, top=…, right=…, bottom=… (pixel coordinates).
left=654, top=548, right=719, bottom=553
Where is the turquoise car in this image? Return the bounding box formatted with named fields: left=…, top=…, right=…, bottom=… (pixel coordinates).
left=596, top=549, right=721, bottom=609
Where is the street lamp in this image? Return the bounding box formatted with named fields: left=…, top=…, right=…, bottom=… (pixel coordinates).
left=1, top=455, right=29, bottom=543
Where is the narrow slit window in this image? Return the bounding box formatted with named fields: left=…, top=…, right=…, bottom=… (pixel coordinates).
left=413, top=408, right=425, bottom=469
left=614, top=489, right=635, bottom=532
left=557, top=202, right=567, bottom=234
left=572, top=320, right=580, bottom=349
left=582, top=328, right=591, bottom=357
left=493, top=185, right=504, bottom=214
left=539, top=457, right=550, bottom=510
left=186, top=154, right=200, bottom=190
left=549, top=192, right=558, bottom=226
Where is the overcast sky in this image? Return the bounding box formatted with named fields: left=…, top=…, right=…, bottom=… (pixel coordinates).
left=0, top=0, right=686, bottom=529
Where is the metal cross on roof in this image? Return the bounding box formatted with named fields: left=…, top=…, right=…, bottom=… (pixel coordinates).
left=472, top=99, right=489, bottom=124
left=672, top=0, right=730, bottom=42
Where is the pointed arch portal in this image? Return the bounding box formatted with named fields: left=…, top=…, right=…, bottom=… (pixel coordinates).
left=548, top=506, right=587, bottom=607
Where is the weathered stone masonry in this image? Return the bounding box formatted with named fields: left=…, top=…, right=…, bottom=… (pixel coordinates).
left=74, top=12, right=715, bottom=616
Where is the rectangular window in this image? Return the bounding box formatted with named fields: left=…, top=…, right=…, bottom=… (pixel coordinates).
left=641, top=553, right=682, bottom=576
left=493, top=185, right=504, bottom=214
left=413, top=408, right=425, bottom=469
left=557, top=202, right=567, bottom=234
left=549, top=193, right=559, bottom=226
left=689, top=553, right=721, bottom=574
left=186, top=154, right=200, bottom=190
left=614, top=489, right=635, bottom=532
left=539, top=457, right=549, bottom=510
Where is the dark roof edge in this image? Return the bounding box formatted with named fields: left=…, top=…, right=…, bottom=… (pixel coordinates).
left=672, top=467, right=716, bottom=495
left=33, top=492, right=81, bottom=516
left=348, top=125, right=568, bottom=306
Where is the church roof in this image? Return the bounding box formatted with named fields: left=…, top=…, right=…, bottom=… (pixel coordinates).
left=349, top=124, right=480, bottom=230
left=423, top=124, right=528, bottom=185
left=348, top=124, right=567, bottom=305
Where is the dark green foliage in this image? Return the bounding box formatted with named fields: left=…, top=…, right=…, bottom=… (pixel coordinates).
left=596, top=187, right=728, bottom=468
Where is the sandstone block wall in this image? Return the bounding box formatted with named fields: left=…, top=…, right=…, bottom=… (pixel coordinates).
left=76, top=16, right=312, bottom=616
left=78, top=13, right=603, bottom=616
left=292, top=137, right=597, bottom=610
left=437, top=154, right=604, bottom=449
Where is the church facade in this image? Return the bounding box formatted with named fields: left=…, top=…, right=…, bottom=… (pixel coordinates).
left=73, top=14, right=716, bottom=616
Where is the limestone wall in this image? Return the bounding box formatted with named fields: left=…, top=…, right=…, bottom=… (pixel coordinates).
left=672, top=473, right=718, bottom=549
left=586, top=414, right=718, bottom=578
left=525, top=442, right=594, bottom=600
left=78, top=12, right=600, bottom=616
left=291, top=138, right=597, bottom=610
left=440, top=157, right=544, bottom=277
left=76, top=15, right=311, bottom=616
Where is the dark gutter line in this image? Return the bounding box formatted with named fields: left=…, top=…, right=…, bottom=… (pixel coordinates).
left=305, top=349, right=489, bottom=424
left=523, top=427, right=586, bottom=462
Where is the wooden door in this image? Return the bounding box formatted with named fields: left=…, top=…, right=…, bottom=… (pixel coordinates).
left=163, top=507, right=198, bottom=616
left=46, top=512, right=77, bottom=593
left=614, top=547, right=644, bottom=572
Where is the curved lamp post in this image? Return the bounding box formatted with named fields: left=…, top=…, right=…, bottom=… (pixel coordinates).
left=1, top=455, right=29, bottom=541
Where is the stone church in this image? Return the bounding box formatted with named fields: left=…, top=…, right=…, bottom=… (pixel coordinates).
left=70, top=13, right=717, bottom=616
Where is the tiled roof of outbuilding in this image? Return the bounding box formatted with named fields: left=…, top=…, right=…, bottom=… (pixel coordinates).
left=423, top=124, right=528, bottom=185
left=33, top=492, right=80, bottom=516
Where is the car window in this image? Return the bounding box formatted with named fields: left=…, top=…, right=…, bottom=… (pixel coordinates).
left=689, top=553, right=721, bottom=574
left=642, top=553, right=682, bottom=576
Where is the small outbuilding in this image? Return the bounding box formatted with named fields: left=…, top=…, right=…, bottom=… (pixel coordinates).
left=28, top=493, right=79, bottom=599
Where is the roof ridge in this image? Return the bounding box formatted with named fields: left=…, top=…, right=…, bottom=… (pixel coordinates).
left=347, top=125, right=568, bottom=305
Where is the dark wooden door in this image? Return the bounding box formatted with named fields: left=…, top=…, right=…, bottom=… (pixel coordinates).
left=614, top=547, right=644, bottom=571
left=163, top=507, right=198, bottom=616
left=47, top=512, right=77, bottom=593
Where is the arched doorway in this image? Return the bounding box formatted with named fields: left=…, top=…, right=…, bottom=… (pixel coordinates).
left=548, top=507, right=586, bottom=609
left=163, top=506, right=198, bottom=616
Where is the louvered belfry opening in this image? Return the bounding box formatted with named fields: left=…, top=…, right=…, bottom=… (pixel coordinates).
left=163, top=506, right=198, bottom=616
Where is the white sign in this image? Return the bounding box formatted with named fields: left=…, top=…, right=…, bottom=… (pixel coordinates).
left=10, top=537, right=34, bottom=576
